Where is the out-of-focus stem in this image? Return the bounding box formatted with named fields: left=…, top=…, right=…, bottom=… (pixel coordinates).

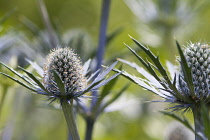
left=95, top=0, right=111, bottom=71
left=86, top=1, right=111, bottom=140
left=61, top=99, right=80, bottom=140
left=85, top=118, right=95, bottom=140
left=0, top=86, right=8, bottom=118
left=91, top=0, right=111, bottom=108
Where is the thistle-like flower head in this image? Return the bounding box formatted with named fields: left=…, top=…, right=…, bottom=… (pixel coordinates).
left=43, top=48, right=86, bottom=97
left=179, top=43, right=210, bottom=103
left=118, top=36, right=210, bottom=112
left=0, top=47, right=120, bottom=104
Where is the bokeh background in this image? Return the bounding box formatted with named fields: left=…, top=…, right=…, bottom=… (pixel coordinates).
left=1, top=0, right=210, bottom=140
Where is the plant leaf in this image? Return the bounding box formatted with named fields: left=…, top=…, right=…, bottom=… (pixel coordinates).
left=52, top=70, right=65, bottom=95
left=0, top=62, right=35, bottom=86
left=130, top=36, right=171, bottom=84
left=113, top=68, right=172, bottom=99
left=83, top=59, right=91, bottom=76
left=75, top=79, right=104, bottom=98
left=100, top=65, right=122, bottom=99
left=160, top=111, right=195, bottom=133
left=94, top=61, right=118, bottom=83
left=129, top=36, right=181, bottom=95
left=0, top=72, right=36, bottom=92
left=91, top=72, right=121, bottom=91
left=124, top=44, right=165, bottom=87
left=125, top=38, right=183, bottom=99
left=26, top=59, right=44, bottom=77
left=176, top=41, right=195, bottom=97
left=118, top=59, right=159, bottom=86
left=18, top=66, right=51, bottom=95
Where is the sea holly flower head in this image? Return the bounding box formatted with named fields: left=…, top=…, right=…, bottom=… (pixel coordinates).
left=43, top=48, right=87, bottom=102
left=178, top=43, right=210, bottom=104
left=117, top=36, right=210, bottom=112
left=0, top=47, right=120, bottom=104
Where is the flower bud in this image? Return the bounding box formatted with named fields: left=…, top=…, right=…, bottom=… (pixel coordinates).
left=43, top=48, right=87, bottom=95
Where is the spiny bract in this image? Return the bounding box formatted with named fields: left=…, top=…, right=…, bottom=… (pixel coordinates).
left=179, top=43, right=210, bottom=102
left=43, top=47, right=87, bottom=95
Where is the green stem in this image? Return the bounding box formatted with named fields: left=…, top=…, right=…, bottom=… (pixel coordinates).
left=61, top=99, right=80, bottom=140
left=85, top=118, right=95, bottom=140
left=192, top=106, right=205, bottom=140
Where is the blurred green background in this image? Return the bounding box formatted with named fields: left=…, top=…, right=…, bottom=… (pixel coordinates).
left=1, top=0, right=210, bottom=140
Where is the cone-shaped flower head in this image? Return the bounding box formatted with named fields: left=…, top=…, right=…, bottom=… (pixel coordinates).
left=118, top=36, right=210, bottom=112
left=179, top=43, right=210, bottom=102
left=43, top=47, right=87, bottom=96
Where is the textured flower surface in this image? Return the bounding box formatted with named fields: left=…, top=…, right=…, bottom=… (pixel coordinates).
left=117, top=36, right=210, bottom=112
left=44, top=48, right=86, bottom=93
left=0, top=47, right=120, bottom=104
left=43, top=48, right=87, bottom=102
left=179, top=43, right=210, bottom=103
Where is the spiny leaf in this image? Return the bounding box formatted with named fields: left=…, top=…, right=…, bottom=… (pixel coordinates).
left=91, top=67, right=122, bottom=115
left=118, top=58, right=159, bottom=86
left=176, top=41, right=195, bottom=97
left=83, top=59, right=91, bottom=76
left=77, top=62, right=120, bottom=97
left=129, top=36, right=181, bottom=96
left=26, top=59, right=44, bottom=77
left=52, top=70, right=65, bottom=95
left=130, top=36, right=171, bottom=83
left=18, top=66, right=51, bottom=95
left=0, top=62, right=34, bottom=86
left=86, top=71, right=120, bottom=105
left=112, top=69, right=143, bottom=88
left=124, top=44, right=167, bottom=89
left=0, top=72, right=36, bottom=92
left=75, top=79, right=104, bottom=97
left=160, top=111, right=195, bottom=133
left=118, top=58, right=175, bottom=98
left=113, top=69, right=172, bottom=99
left=126, top=37, right=182, bottom=99
left=92, top=72, right=121, bottom=91
left=87, top=69, right=100, bottom=83
left=94, top=61, right=118, bottom=83
left=100, top=65, right=122, bottom=99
